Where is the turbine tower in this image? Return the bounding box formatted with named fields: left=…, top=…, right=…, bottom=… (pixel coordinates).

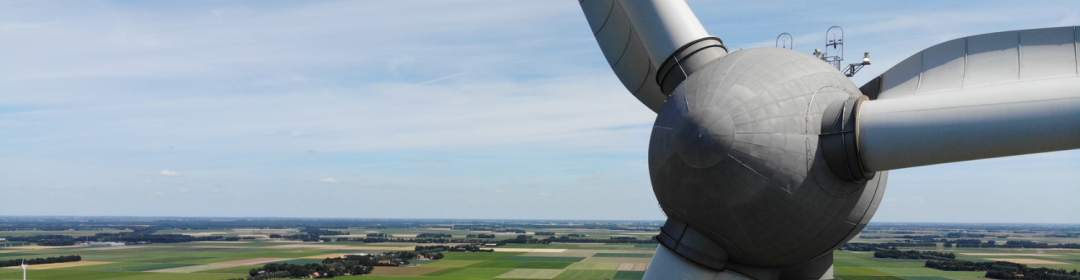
left=577, top=1, right=1080, bottom=279
left=21, top=260, right=27, bottom=280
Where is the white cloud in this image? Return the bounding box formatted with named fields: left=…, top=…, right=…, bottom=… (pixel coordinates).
left=159, top=170, right=181, bottom=177
left=319, top=178, right=339, bottom=183
left=0, top=1, right=1076, bottom=221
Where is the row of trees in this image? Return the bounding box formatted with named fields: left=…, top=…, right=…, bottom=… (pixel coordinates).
left=416, top=233, right=452, bottom=238
left=242, top=243, right=478, bottom=280
left=248, top=258, right=372, bottom=279
left=223, top=270, right=290, bottom=280
left=547, top=235, right=658, bottom=244
left=278, top=233, right=324, bottom=242
left=0, top=255, right=81, bottom=267
left=873, top=248, right=955, bottom=260
left=949, top=240, right=1080, bottom=249
left=301, top=227, right=347, bottom=236
left=333, top=236, right=514, bottom=244
left=3, top=235, right=77, bottom=246
left=415, top=245, right=492, bottom=253
left=925, top=260, right=1079, bottom=280
left=466, top=234, right=496, bottom=238
left=841, top=242, right=939, bottom=251
left=91, top=232, right=240, bottom=244
left=844, top=240, right=1080, bottom=251
left=3, top=232, right=259, bottom=246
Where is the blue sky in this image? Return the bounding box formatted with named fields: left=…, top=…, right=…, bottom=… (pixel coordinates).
left=1, top=0, right=1077, bottom=222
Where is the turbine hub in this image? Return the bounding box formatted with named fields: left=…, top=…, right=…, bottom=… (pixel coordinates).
left=649, top=47, right=888, bottom=268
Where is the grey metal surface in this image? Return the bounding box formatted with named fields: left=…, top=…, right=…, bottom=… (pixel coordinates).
left=858, top=77, right=1080, bottom=171
left=618, top=0, right=713, bottom=69
left=579, top=0, right=723, bottom=112
left=579, top=0, right=666, bottom=112
left=855, top=26, right=1080, bottom=171
left=653, top=217, right=837, bottom=280
left=649, top=47, right=888, bottom=267
left=656, top=218, right=730, bottom=271
left=579, top=4, right=1080, bottom=279
left=869, top=26, right=1079, bottom=99
left=644, top=245, right=757, bottom=280
left=656, top=37, right=728, bottom=94
left=820, top=96, right=873, bottom=181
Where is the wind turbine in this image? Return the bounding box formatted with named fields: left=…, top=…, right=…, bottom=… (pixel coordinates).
left=577, top=0, right=1080, bottom=279
left=21, top=260, right=27, bottom=280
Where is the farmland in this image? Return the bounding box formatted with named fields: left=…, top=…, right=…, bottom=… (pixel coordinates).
left=0, top=219, right=1077, bottom=280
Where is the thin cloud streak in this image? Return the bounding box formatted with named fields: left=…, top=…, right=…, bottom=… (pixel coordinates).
left=0, top=0, right=1076, bottom=221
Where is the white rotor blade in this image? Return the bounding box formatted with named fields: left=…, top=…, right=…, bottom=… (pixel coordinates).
left=856, top=26, right=1080, bottom=171
left=579, top=0, right=724, bottom=112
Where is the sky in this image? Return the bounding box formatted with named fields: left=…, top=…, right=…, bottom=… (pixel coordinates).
left=1, top=0, right=1078, bottom=223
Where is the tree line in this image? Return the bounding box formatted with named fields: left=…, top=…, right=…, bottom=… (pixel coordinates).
left=301, top=227, right=347, bottom=236
left=416, top=233, right=452, bottom=238
left=332, top=237, right=510, bottom=244
left=415, top=244, right=491, bottom=253
left=246, top=257, right=373, bottom=279
left=239, top=244, right=482, bottom=279
left=223, top=270, right=290, bottom=280
left=841, top=242, right=939, bottom=251
left=925, top=260, right=1079, bottom=280
left=873, top=248, right=955, bottom=260
left=948, top=240, right=1080, bottom=249
left=2, top=235, right=76, bottom=247
left=0, top=255, right=81, bottom=267
left=3, top=232, right=257, bottom=246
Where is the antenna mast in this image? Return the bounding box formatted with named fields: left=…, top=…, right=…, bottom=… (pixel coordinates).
left=824, top=26, right=844, bottom=70
left=776, top=32, right=793, bottom=49
left=813, top=25, right=870, bottom=77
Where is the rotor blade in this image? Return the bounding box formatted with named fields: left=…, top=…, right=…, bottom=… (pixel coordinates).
left=579, top=0, right=726, bottom=112
left=860, top=26, right=1079, bottom=100
left=858, top=77, right=1080, bottom=171
left=580, top=0, right=665, bottom=112
left=854, top=26, right=1080, bottom=171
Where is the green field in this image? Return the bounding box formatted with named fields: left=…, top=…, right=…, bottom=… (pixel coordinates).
left=555, top=269, right=618, bottom=279
left=1, top=225, right=1078, bottom=280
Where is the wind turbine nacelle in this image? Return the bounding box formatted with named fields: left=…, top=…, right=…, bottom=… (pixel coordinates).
left=649, top=47, right=887, bottom=267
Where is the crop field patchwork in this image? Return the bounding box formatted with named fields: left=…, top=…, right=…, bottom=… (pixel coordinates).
left=983, top=258, right=1068, bottom=264
left=2, top=261, right=113, bottom=270
left=500, top=256, right=586, bottom=262
left=467, top=261, right=573, bottom=269
left=565, top=262, right=620, bottom=270
left=419, top=260, right=483, bottom=267
left=368, top=266, right=447, bottom=276
left=592, top=253, right=653, bottom=258
left=96, top=263, right=198, bottom=272
left=1, top=225, right=1078, bottom=280
left=493, top=268, right=565, bottom=279
left=440, top=252, right=524, bottom=261
left=422, top=267, right=515, bottom=278
left=616, top=263, right=649, bottom=271
left=580, top=257, right=652, bottom=263
left=553, top=269, right=617, bottom=279
left=614, top=270, right=647, bottom=280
